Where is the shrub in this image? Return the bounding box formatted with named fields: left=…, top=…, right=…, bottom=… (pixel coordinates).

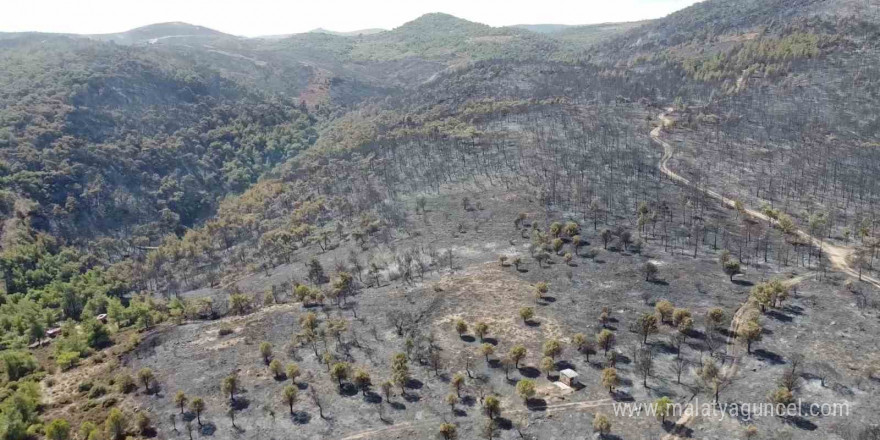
left=56, top=351, right=81, bottom=371
left=78, top=381, right=94, bottom=393
left=269, top=359, right=284, bottom=378
left=88, top=385, right=108, bottom=399
left=115, top=373, right=135, bottom=393
left=1, top=351, right=38, bottom=382
left=135, top=412, right=151, bottom=434
left=104, top=408, right=126, bottom=440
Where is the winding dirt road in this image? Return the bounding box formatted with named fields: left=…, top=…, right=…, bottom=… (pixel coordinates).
left=653, top=110, right=879, bottom=440
left=651, top=111, right=880, bottom=289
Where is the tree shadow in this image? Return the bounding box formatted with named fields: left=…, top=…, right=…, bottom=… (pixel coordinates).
left=649, top=279, right=669, bottom=286
left=518, top=367, right=540, bottom=378
left=290, top=411, right=311, bottom=425
left=686, top=328, right=706, bottom=341
left=667, top=422, right=693, bottom=438
left=753, top=349, right=786, bottom=365
left=495, top=417, right=513, bottom=430
left=273, top=374, right=288, bottom=383
left=482, top=337, right=499, bottom=346
left=148, top=383, right=163, bottom=396
left=460, top=396, right=476, bottom=407
left=782, top=305, right=804, bottom=316
left=364, top=391, right=382, bottom=404
left=141, top=427, right=158, bottom=438
left=524, top=320, right=541, bottom=328
left=181, top=412, right=196, bottom=423
left=460, top=335, right=476, bottom=343
left=453, top=409, right=468, bottom=417
left=488, top=359, right=502, bottom=369
left=230, top=398, right=250, bottom=411
left=654, top=341, right=677, bottom=354
left=767, top=310, right=793, bottom=323
left=402, top=392, right=421, bottom=403
left=732, top=279, right=754, bottom=287
left=406, top=379, right=424, bottom=390
left=783, top=416, right=818, bottom=431
left=339, top=383, right=359, bottom=397
left=199, top=422, right=217, bottom=436
left=555, top=360, right=576, bottom=371
left=296, top=382, right=309, bottom=391
left=611, top=390, right=635, bottom=402
left=541, top=296, right=557, bottom=304
left=389, top=401, right=406, bottom=410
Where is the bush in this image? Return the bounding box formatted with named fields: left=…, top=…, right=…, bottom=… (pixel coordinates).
left=115, top=373, right=135, bottom=393
left=104, top=408, right=126, bottom=440
left=88, top=385, right=108, bottom=399
left=45, top=419, right=70, bottom=440
left=218, top=324, right=234, bottom=336
left=135, top=412, right=151, bottom=434
left=101, top=397, right=118, bottom=408
left=57, top=351, right=81, bottom=371
left=1, top=351, right=39, bottom=382
left=78, top=381, right=94, bottom=393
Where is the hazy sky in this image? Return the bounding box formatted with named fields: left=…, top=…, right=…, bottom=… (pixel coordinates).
left=4, top=0, right=702, bottom=36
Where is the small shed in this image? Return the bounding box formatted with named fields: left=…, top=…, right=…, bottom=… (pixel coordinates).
left=96, top=314, right=108, bottom=324
left=46, top=327, right=62, bottom=338
left=559, top=369, right=579, bottom=387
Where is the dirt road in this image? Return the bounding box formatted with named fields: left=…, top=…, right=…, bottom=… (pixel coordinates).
left=651, top=112, right=880, bottom=289
left=652, top=110, right=879, bottom=440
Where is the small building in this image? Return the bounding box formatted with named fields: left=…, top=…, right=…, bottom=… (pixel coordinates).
left=559, top=369, right=579, bottom=387
left=96, top=314, right=108, bottom=323
left=46, top=327, right=62, bottom=338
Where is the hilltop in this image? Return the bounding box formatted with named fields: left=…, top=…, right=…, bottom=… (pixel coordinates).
left=88, top=21, right=235, bottom=44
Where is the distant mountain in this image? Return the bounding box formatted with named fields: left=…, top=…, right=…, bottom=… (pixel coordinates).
left=512, top=24, right=576, bottom=34
left=257, top=28, right=386, bottom=40
left=88, top=21, right=235, bottom=44
left=349, top=12, right=568, bottom=62
left=309, top=27, right=386, bottom=37
left=515, top=21, right=651, bottom=46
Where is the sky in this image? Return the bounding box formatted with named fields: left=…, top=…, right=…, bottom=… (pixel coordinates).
left=3, top=0, right=702, bottom=36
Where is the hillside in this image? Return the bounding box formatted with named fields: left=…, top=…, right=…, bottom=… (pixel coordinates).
left=2, top=2, right=880, bottom=440
left=0, top=33, right=316, bottom=242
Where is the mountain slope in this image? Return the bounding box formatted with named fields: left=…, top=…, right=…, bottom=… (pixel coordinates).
left=0, top=34, right=316, bottom=241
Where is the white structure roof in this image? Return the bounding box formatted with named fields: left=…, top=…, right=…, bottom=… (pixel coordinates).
left=560, top=369, right=578, bottom=378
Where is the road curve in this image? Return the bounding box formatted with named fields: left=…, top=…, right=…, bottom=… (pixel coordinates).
left=650, top=112, right=880, bottom=289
